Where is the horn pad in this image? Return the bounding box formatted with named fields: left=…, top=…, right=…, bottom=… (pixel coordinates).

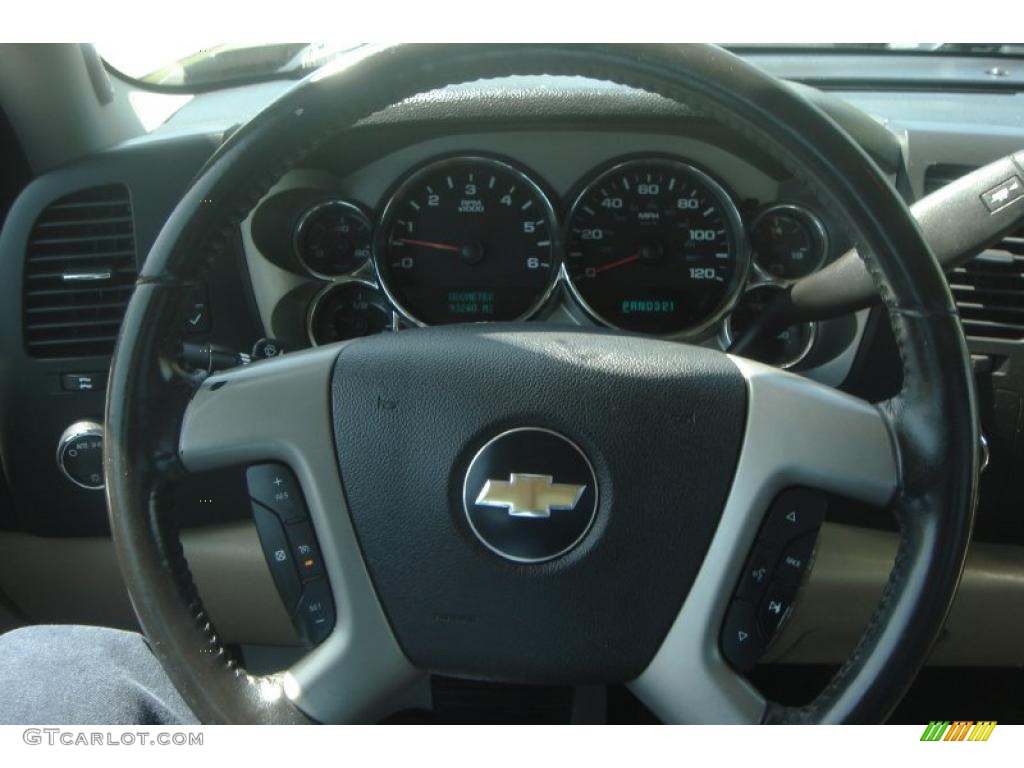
left=331, top=325, right=747, bottom=683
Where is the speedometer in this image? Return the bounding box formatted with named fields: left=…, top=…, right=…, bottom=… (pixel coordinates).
left=375, top=156, right=559, bottom=325
left=564, top=158, right=748, bottom=337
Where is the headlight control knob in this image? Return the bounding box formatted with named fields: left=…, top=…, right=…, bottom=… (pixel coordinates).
left=56, top=420, right=104, bottom=490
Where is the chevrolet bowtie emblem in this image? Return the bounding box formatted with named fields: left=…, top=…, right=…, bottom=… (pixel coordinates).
left=476, top=473, right=586, bottom=519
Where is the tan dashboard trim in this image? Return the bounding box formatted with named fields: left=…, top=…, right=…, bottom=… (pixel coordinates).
left=765, top=522, right=1024, bottom=666
left=0, top=523, right=299, bottom=646
left=0, top=521, right=1021, bottom=666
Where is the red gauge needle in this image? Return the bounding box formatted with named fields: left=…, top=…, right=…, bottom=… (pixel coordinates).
left=395, top=238, right=460, bottom=253
left=591, top=252, right=641, bottom=275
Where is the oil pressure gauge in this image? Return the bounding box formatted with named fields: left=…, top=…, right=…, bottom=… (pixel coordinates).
left=294, top=200, right=372, bottom=278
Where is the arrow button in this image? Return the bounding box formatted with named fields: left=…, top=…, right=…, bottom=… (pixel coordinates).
left=720, top=599, right=764, bottom=673
left=761, top=488, right=827, bottom=547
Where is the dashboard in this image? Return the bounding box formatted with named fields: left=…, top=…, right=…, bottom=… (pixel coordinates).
left=244, top=129, right=861, bottom=380
left=1, top=67, right=1023, bottom=673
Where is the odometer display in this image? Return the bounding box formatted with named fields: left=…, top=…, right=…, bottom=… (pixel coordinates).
left=375, top=156, right=558, bottom=325
left=565, top=158, right=748, bottom=337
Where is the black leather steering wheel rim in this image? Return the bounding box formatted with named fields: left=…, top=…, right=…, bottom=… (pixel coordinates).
left=105, top=43, right=978, bottom=724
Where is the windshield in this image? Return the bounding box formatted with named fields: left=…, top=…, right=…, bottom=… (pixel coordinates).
left=98, top=42, right=1024, bottom=91
left=729, top=43, right=1024, bottom=55
left=98, top=42, right=362, bottom=89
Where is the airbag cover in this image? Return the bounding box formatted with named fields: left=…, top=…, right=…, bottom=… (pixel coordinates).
left=331, top=325, right=746, bottom=683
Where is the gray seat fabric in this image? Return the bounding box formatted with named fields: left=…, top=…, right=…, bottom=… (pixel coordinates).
left=0, top=624, right=197, bottom=725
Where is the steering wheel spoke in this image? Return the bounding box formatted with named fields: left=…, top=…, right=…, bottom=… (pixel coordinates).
left=725, top=357, right=898, bottom=507
left=629, top=357, right=897, bottom=723
left=178, top=345, right=420, bottom=723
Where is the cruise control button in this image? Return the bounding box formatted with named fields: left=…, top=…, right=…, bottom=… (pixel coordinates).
left=720, top=599, right=765, bottom=673
left=735, top=543, right=779, bottom=603
left=776, top=534, right=816, bottom=586
left=246, top=463, right=307, bottom=523
left=294, top=578, right=335, bottom=646
left=286, top=521, right=325, bottom=580
left=758, top=581, right=798, bottom=640
left=761, top=488, right=826, bottom=547
left=251, top=502, right=302, bottom=613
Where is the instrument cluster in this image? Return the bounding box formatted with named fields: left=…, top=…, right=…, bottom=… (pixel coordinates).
left=255, top=152, right=832, bottom=370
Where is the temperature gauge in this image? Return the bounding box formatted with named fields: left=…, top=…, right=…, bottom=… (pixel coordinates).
left=307, top=280, right=392, bottom=345
left=750, top=204, right=828, bottom=280
left=724, top=284, right=816, bottom=369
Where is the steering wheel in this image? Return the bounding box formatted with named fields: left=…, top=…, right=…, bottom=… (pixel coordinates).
left=105, top=44, right=978, bottom=724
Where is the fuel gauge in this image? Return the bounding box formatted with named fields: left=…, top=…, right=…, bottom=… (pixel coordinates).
left=750, top=204, right=828, bottom=280
left=307, top=280, right=392, bottom=345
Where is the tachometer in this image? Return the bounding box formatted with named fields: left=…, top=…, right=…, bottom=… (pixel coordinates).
left=375, top=156, right=559, bottom=325
left=564, top=158, right=748, bottom=337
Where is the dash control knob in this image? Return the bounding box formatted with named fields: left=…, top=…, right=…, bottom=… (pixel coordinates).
left=56, top=420, right=104, bottom=490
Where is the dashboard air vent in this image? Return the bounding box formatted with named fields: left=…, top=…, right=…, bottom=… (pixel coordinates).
left=22, top=184, right=137, bottom=358
left=949, top=231, right=1024, bottom=341
left=924, top=164, right=1024, bottom=341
